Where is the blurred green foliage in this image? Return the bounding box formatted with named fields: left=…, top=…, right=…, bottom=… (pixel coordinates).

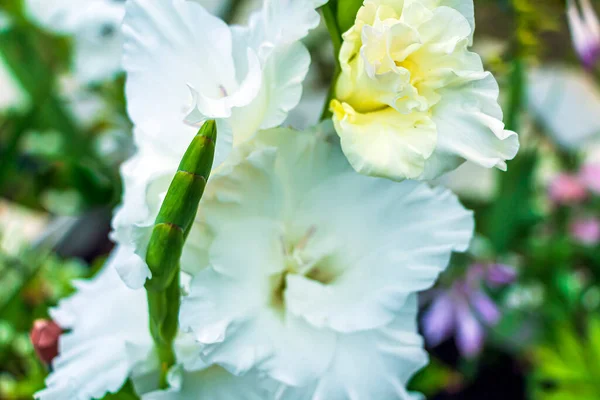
left=0, top=0, right=126, bottom=214
left=0, top=247, right=87, bottom=399
left=531, top=317, right=600, bottom=400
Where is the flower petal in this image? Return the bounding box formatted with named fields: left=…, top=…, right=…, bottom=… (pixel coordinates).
left=332, top=101, right=437, bottom=180
left=286, top=177, right=473, bottom=332
left=243, top=0, right=328, bottom=56
left=455, top=299, right=485, bottom=358
left=422, top=292, right=455, bottom=346
left=429, top=72, right=519, bottom=177
left=142, top=365, right=272, bottom=400
left=111, top=140, right=178, bottom=288
left=123, top=0, right=236, bottom=157
left=277, top=296, right=427, bottom=400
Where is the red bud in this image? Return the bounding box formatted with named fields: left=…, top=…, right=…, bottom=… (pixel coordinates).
left=30, top=319, right=62, bottom=366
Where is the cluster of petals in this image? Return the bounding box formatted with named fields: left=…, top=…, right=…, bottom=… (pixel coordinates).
left=179, top=125, right=474, bottom=398
left=422, top=263, right=516, bottom=358
left=112, top=0, right=327, bottom=289
left=331, top=0, right=519, bottom=181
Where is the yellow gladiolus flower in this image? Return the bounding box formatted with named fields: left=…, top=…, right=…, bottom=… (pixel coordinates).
left=331, top=0, right=519, bottom=181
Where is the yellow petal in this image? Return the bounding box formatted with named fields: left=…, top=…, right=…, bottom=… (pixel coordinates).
left=331, top=100, right=437, bottom=181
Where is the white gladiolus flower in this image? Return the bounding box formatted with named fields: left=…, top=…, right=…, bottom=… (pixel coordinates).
left=330, top=0, right=519, bottom=181
left=25, top=0, right=125, bottom=84
left=113, top=0, right=326, bottom=289
left=35, top=247, right=274, bottom=400
left=122, top=0, right=325, bottom=162
left=179, top=124, right=474, bottom=398
left=35, top=247, right=153, bottom=400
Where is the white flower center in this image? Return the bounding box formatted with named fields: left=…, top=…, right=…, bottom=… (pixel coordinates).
left=270, top=225, right=339, bottom=313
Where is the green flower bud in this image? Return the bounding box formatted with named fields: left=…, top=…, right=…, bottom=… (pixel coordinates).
left=143, top=120, right=216, bottom=388
left=145, top=120, right=216, bottom=291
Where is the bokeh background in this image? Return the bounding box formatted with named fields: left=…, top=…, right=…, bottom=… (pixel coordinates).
left=0, top=0, right=599, bottom=399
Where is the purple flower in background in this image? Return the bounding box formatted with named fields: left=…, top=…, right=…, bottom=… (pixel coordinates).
left=422, top=263, right=517, bottom=359
left=580, top=163, right=600, bottom=194
left=570, top=217, right=600, bottom=245
left=484, top=264, right=519, bottom=288
left=548, top=173, right=588, bottom=205
left=567, top=0, right=600, bottom=68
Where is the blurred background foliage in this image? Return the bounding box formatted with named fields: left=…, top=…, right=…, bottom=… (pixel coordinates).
left=1, top=0, right=600, bottom=399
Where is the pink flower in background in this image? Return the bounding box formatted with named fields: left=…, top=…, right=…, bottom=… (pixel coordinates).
left=567, top=0, right=600, bottom=68
left=548, top=173, right=588, bottom=204
left=580, top=164, right=600, bottom=194
left=570, top=217, right=600, bottom=245
left=422, top=263, right=517, bottom=359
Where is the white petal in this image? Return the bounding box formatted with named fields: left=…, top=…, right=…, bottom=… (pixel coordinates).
left=183, top=275, right=338, bottom=388
left=402, top=0, right=474, bottom=44
left=123, top=0, right=236, bottom=157
left=277, top=296, right=428, bottom=400
left=186, top=48, right=263, bottom=121
left=180, top=265, right=273, bottom=354
left=111, top=140, right=179, bottom=288
left=430, top=72, right=520, bottom=176
left=200, top=147, right=286, bottom=229
left=227, top=41, right=311, bottom=144
left=243, top=0, right=328, bottom=57
left=112, top=244, right=152, bottom=290
left=416, top=6, right=471, bottom=48
left=142, top=365, right=272, bottom=400
left=286, top=177, right=474, bottom=332
left=437, top=0, right=474, bottom=44
left=36, top=248, right=152, bottom=400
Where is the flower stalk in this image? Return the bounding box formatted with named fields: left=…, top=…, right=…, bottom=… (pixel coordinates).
left=319, top=2, right=343, bottom=120
left=144, top=120, right=217, bottom=388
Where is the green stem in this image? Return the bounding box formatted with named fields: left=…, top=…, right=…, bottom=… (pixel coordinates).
left=321, top=4, right=343, bottom=65
left=505, top=57, right=525, bottom=132
left=319, top=66, right=340, bottom=121
left=147, top=273, right=179, bottom=388
left=320, top=3, right=343, bottom=121
left=223, top=0, right=244, bottom=23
